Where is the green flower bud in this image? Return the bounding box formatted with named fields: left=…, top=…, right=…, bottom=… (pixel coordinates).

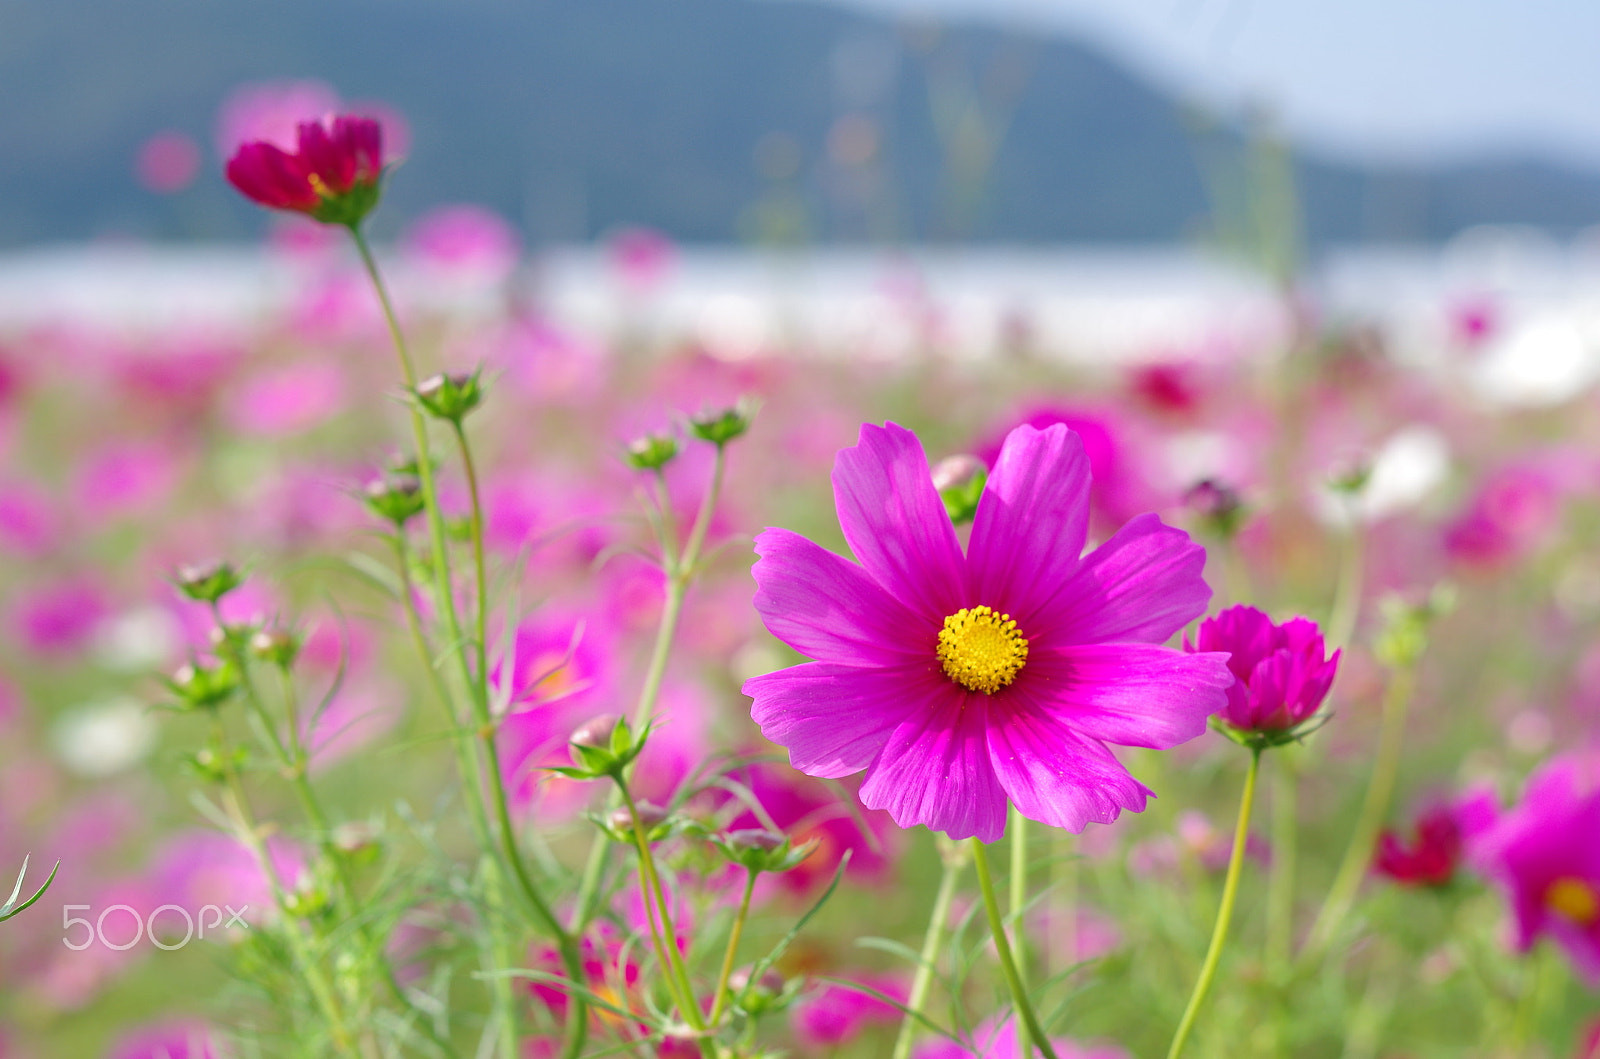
left=549, top=714, right=651, bottom=781
left=689, top=399, right=757, bottom=446
left=711, top=829, right=817, bottom=874
left=249, top=628, right=301, bottom=669
left=364, top=473, right=425, bottom=526
left=414, top=370, right=485, bottom=423
left=175, top=560, right=244, bottom=604
left=626, top=433, right=679, bottom=471
left=166, top=659, right=241, bottom=710
left=931, top=455, right=987, bottom=525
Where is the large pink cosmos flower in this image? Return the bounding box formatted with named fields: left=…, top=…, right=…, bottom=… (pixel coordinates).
left=1186, top=606, right=1339, bottom=736
left=743, top=422, right=1232, bottom=842
left=1472, top=750, right=1600, bottom=983
left=226, top=115, right=383, bottom=225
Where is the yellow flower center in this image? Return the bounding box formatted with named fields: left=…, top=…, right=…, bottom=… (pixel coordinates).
left=937, top=606, right=1029, bottom=694
left=1546, top=876, right=1600, bottom=925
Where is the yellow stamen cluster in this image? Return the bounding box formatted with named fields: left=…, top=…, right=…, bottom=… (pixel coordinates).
left=937, top=605, right=1029, bottom=694
left=1546, top=876, right=1600, bottom=926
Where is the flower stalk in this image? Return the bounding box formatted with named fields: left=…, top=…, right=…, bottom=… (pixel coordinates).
left=1166, top=746, right=1262, bottom=1059
left=890, top=837, right=967, bottom=1059
left=971, top=838, right=1059, bottom=1059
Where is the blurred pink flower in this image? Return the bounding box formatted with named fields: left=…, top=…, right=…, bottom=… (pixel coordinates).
left=1446, top=460, right=1569, bottom=568
left=608, top=228, right=675, bottom=290
left=791, top=974, right=906, bottom=1048
left=1128, top=360, right=1205, bottom=417
left=526, top=920, right=641, bottom=1023
left=1374, top=789, right=1497, bottom=889
left=913, top=1016, right=1130, bottom=1059
left=226, top=116, right=383, bottom=221
left=10, top=579, right=109, bottom=655
left=107, top=1020, right=220, bottom=1059
left=305, top=679, right=404, bottom=771
left=226, top=360, right=347, bottom=436
left=721, top=762, right=899, bottom=895
left=1472, top=749, right=1600, bottom=982
left=0, top=480, right=59, bottom=557
left=216, top=80, right=341, bottom=155
left=74, top=441, right=184, bottom=519
left=972, top=407, right=1155, bottom=532
left=152, top=830, right=304, bottom=930
left=404, top=204, right=521, bottom=282
left=136, top=131, right=202, bottom=194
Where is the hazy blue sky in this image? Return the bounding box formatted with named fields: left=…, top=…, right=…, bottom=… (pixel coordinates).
left=840, top=0, right=1600, bottom=165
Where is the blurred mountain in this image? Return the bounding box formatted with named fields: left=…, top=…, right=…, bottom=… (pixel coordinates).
left=3, top=0, right=1599, bottom=248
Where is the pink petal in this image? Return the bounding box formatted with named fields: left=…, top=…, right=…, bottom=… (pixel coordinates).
left=752, top=528, right=933, bottom=665
left=1021, top=644, right=1231, bottom=748
left=745, top=661, right=933, bottom=779
left=986, top=704, right=1152, bottom=833
left=858, top=684, right=1008, bottom=841
left=967, top=423, right=1090, bottom=628
left=1029, top=513, right=1211, bottom=646
left=832, top=423, right=968, bottom=623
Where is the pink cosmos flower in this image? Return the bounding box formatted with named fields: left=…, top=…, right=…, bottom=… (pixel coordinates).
left=791, top=974, right=907, bottom=1048
left=107, top=1020, right=220, bottom=1059
left=1186, top=606, right=1339, bottom=737
left=136, top=131, right=202, bottom=194
left=913, top=1016, right=1129, bottom=1059
left=1374, top=789, right=1497, bottom=889
left=225, top=115, right=383, bottom=224
left=1472, top=750, right=1600, bottom=982
left=743, top=422, right=1231, bottom=842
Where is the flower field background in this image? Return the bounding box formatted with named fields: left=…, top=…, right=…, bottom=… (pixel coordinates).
left=0, top=83, right=1599, bottom=1059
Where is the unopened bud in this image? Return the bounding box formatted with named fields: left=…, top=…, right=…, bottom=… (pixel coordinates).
left=249, top=628, right=300, bottom=668
left=932, top=455, right=988, bottom=526
left=1184, top=478, right=1246, bottom=539
left=414, top=370, right=485, bottom=423
left=168, top=659, right=241, bottom=710
left=332, top=821, right=380, bottom=856
left=175, top=560, right=243, bottom=604
left=570, top=715, right=620, bottom=750
left=725, top=829, right=784, bottom=853
left=364, top=473, right=425, bottom=526
left=689, top=400, right=757, bottom=446
left=609, top=800, right=670, bottom=833
left=625, top=434, right=679, bottom=471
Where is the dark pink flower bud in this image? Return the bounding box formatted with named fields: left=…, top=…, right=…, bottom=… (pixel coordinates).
left=1187, top=605, right=1339, bottom=736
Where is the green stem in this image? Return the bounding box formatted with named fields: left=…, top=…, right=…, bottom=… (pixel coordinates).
left=214, top=716, right=356, bottom=1056
left=890, top=839, right=966, bottom=1059
left=971, top=839, right=1058, bottom=1059
left=354, top=227, right=583, bottom=1056
left=449, top=420, right=491, bottom=725
left=569, top=445, right=727, bottom=937
left=1265, top=753, right=1297, bottom=976
left=1166, top=747, right=1261, bottom=1059
left=622, top=782, right=704, bottom=1029
left=1009, top=809, right=1031, bottom=1059
left=1303, top=665, right=1414, bottom=958
left=1326, top=503, right=1365, bottom=653
left=709, top=870, right=760, bottom=1026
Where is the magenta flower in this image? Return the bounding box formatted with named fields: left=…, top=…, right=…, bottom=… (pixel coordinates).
left=913, top=1016, right=1130, bottom=1059
left=226, top=115, right=384, bottom=225
left=1374, top=789, right=1497, bottom=889
left=1472, top=750, right=1600, bottom=982
left=743, top=422, right=1231, bottom=842
left=1186, top=606, right=1339, bottom=740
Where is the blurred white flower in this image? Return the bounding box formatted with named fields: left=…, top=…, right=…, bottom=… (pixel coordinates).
left=52, top=698, right=158, bottom=778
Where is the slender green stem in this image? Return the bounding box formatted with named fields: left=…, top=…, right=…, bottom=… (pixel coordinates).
left=1009, top=809, right=1031, bottom=1059
left=971, top=839, right=1058, bottom=1059
left=1166, top=747, right=1261, bottom=1059
left=569, top=445, right=728, bottom=938
left=449, top=420, right=491, bottom=720
left=709, top=870, right=760, bottom=1026
left=890, top=839, right=966, bottom=1059
left=622, top=783, right=704, bottom=1029
left=353, top=226, right=583, bottom=1056
left=1326, top=503, right=1365, bottom=652
left=1265, top=753, right=1298, bottom=976
left=214, top=717, right=356, bottom=1056
left=1303, top=665, right=1414, bottom=958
